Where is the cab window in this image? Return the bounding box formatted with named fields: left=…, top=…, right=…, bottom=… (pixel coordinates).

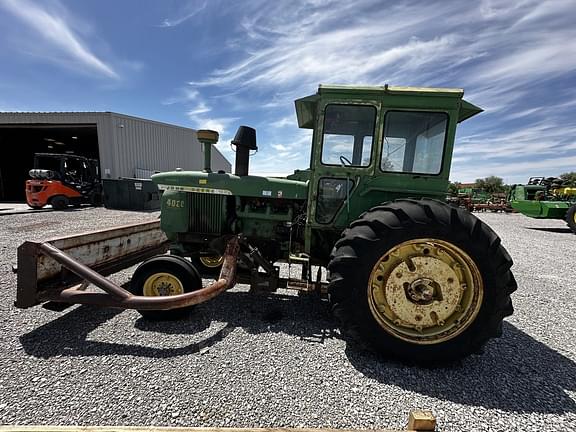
left=381, top=111, right=448, bottom=174
left=322, top=105, right=376, bottom=167
left=316, top=178, right=354, bottom=224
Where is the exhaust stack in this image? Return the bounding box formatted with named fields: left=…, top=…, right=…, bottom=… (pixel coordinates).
left=231, top=126, right=257, bottom=176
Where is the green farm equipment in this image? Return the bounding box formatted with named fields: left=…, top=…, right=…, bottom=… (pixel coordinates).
left=16, top=85, right=517, bottom=364
left=509, top=176, right=576, bottom=233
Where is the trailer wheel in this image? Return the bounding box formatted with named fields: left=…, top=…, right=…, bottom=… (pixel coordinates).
left=328, top=198, right=517, bottom=364
left=51, top=195, right=69, bottom=210
left=566, top=205, right=576, bottom=234
left=192, top=255, right=224, bottom=276
left=130, top=255, right=202, bottom=320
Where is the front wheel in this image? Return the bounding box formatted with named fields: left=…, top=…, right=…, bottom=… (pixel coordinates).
left=130, top=255, right=202, bottom=320
left=566, top=205, right=576, bottom=234
left=328, top=199, right=517, bottom=364
left=50, top=195, right=69, bottom=210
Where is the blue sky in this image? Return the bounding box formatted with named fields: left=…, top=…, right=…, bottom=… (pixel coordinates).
left=0, top=0, right=575, bottom=184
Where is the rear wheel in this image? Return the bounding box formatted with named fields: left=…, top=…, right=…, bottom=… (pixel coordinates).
left=130, top=255, right=202, bottom=320
left=566, top=205, right=576, bottom=234
left=89, top=191, right=103, bottom=207
left=328, top=198, right=516, bottom=364
left=50, top=195, right=69, bottom=210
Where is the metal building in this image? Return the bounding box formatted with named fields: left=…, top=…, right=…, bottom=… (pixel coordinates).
left=0, top=112, right=231, bottom=202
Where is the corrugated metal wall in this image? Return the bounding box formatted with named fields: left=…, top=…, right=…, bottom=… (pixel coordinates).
left=0, top=112, right=231, bottom=178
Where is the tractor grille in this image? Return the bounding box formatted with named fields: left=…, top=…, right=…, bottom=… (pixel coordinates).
left=189, top=193, right=225, bottom=234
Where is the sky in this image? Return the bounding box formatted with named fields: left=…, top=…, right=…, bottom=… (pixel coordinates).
left=0, top=0, right=575, bottom=184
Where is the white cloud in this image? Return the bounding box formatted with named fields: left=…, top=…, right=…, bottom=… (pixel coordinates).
left=186, top=102, right=211, bottom=116
left=0, top=0, right=118, bottom=79
left=162, top=88, right=199, bottom=105
left=270, top=116, right=294, bottom=128
left=271, top=144, right=289, bottom=151
left=158, top=1, right=207, bottom=28
left=452, top=155, right=576, bottom=185
left=177, top=0, right=576, bottom=180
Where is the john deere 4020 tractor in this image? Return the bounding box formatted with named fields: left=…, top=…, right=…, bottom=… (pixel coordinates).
left=16, top=85, right=517, bottom=365
left=127, top=85, right=516, bottom=363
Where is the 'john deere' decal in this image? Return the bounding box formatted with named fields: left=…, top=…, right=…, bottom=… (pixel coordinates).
left=158, top=184, right=232, bottom=195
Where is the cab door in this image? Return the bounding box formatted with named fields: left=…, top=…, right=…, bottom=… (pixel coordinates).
left=307, top=102, right=380, bottom=230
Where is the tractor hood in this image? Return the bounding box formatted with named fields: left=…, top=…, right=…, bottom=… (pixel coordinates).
left=152, top=171, right=308, bottom=200
left=295, top=85, right=482, bottom=128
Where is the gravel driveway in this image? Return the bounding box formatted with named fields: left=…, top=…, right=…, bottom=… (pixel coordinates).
left=0, top=208, right=574, bottom=431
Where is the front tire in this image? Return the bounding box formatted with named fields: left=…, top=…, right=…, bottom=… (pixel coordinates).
left=50, top=195, right=69, bottom=210
left=566, top=205, right=576, bottom=234
left=328, top=199, right=516, bottom=364
left=130, top=255, right=202, bottom=320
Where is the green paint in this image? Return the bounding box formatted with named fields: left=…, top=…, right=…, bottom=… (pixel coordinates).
left=509, top=183, right=575, bottom=220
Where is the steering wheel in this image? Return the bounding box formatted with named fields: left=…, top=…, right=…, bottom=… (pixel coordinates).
left=339, top=155, right=352, bottom=166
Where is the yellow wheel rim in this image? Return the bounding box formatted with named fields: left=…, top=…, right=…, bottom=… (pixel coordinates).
left=143, top=272, right=184, bottom=296
left=199, top=255, right=224, bottom=268
left=368, top=238, right=483, bottom=345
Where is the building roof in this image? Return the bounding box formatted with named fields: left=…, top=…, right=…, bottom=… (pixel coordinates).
left=0, top=111, right=196, bottom=132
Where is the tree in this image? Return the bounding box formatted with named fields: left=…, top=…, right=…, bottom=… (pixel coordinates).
left=559, top=172, right=576, bottom=185
left=448, top=181, right=461, bottom=195
left=474, top=176, right=506, bottom=194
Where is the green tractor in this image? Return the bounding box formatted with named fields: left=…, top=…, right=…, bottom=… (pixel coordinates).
left=133, top=85, right=516, bottom=363
left=509, top=176, right=576, bottom=233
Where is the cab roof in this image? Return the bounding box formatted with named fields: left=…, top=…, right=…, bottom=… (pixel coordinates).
left=295, top=84, right=482, bottom=128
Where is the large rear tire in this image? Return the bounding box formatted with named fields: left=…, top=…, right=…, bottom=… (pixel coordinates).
left=566, top=205, right=576, bottom=234
left=328, top=198, right=516, bottom=364
left=130, top=255, right=202, bottom=320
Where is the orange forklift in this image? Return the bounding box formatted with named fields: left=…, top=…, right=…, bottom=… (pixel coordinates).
left=25, top=153, right=102, bottom=210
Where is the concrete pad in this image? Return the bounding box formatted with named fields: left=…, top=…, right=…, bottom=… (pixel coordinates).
left=0, top=202, right=53, bottom=216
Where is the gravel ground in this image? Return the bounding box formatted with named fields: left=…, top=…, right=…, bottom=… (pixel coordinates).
left=0, top=208, right=574, bottom=431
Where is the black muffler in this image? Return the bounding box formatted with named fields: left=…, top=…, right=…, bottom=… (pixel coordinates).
left=231, top=126, right=257, bottom=176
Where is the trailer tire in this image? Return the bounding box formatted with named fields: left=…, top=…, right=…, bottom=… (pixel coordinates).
left=51, top=195, right=69, bottom=210
left=566, top=205, right=576, bottom=234
left=130, top=255, right=202, bottom=320
left=328, top=198, right=516, bottom=364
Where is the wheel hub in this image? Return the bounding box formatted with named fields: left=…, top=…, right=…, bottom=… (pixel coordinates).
left=143, top=272, right=184, bottom=297
left=406, top=278, right=438, bottom=304
left=368, top=239, right=483, bottom=345
left=199, top=255, right=224, bottom=268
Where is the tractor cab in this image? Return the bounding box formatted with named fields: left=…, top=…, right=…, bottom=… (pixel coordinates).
left=295, top=85, right=482, bottom=230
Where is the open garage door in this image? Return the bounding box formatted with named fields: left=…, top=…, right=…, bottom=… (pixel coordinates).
left=0, top=125, right=99, bottom=202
